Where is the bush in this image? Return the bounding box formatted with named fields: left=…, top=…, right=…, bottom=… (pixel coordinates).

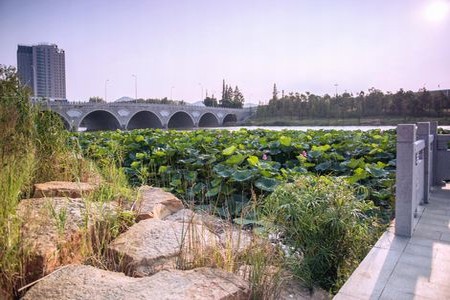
left=0, top=66, right=136, bottom=298
left=0, top=66, right=37, bottom=298
left=262, top=175, right=380, bottom=293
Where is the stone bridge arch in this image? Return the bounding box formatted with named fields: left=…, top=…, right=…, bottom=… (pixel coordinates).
left=198, top=112, right=219, bottom=127
left=167, top=111, right=195, bottom=129
left=127, top=111, right=163, bottom=130
left=222, top=113, right=238, bottom=126
left=78, top=109, right=121, bottom=131
left=41, top=102, right=256, bottom=131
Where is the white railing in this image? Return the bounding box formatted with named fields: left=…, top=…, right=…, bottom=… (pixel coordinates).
left=34, top=99, right=251, bottom=112
left=395, top=122, right=435, bottom=237
left=434, top=131, right=450, bottom=185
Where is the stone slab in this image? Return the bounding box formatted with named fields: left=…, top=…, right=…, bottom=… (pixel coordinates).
left=373, top=231, right=409, bottom=252
left=335, top=247, right=402, bottom=299
left=335, top=187, right=450, bottom=300
left=33, top=181, right=96, bottom=198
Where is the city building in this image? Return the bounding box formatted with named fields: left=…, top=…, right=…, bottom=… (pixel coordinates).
left=17, top=44, right=66, bottom=100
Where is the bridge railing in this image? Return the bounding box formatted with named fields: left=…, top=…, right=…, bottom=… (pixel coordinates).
left=37, top=99, right=250, bottom=111
left=434, top=128, right=450, bottom=186
left=395, top=122, right=435, bottom=237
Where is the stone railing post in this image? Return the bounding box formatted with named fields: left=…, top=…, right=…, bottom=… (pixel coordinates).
left=430, top=121, right=439, bottom=186
left=395, top=124, right=417, bottom=237
left=417, top=122, right=430, bottom=204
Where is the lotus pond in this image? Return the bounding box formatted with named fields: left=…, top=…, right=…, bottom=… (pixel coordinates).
left=73, top=128, right=396, bottom=220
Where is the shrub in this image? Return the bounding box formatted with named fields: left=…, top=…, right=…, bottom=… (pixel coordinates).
left=263, top=175, right=380, bottom=293
left=0, top=65, right=36, bottom=298
left=0, top=66, right=136, bottom=298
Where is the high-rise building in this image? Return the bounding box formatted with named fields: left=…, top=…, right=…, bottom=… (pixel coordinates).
left=17, top=44, right=66, bottom=100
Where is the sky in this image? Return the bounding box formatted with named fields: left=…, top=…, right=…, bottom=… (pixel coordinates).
left=0, top=0, right=449, bottom=103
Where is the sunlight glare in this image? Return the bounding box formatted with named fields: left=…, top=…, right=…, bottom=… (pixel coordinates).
left=424, top=0, right=450, bottom=22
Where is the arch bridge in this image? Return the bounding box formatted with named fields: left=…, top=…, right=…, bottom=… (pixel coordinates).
left=39, top=101, right=255, bottom=131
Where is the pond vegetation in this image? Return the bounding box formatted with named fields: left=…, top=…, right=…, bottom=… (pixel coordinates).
left=75, top=127, right=396, bottom=218
left=2, top=65, right=399, bottom=296
left=74, top=126, right=397, bottom=292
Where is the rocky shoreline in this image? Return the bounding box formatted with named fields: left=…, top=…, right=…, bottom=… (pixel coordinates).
left=18, top=181, right=329, bottom=299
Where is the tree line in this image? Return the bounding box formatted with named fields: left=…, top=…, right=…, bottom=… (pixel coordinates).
left=203, top=80, right=245, bottom=108
left=255, top=84, right=450, bottom=120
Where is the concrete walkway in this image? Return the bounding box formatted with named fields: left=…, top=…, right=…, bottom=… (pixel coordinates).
left=335, top=186, right=450, bottom=300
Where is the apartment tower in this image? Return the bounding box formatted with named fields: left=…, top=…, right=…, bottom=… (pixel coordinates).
left=17, top=44, right=66, bottom=100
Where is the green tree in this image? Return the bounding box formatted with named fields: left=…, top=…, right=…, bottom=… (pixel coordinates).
left=272, top=83, right=279, bottom=102
left=89, top=96, right=105, bottom=103
left=221, top=79, right=226, bottom=102
left=390, top=89, right=405, bottom=116
left=417, top=88, right=431, bottom=115
left=232, top=86, right=244, bottom=108
left=220, top=80, right=240, bottom=108
left=432, top=91, right=447, bottom=117
left=203, top=95, right=218, bottom=107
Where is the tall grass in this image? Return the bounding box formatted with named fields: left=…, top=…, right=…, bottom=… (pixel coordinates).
left=0, top=65, right=126, bottom=298
left=263, top=175, right=382, bottom=293
left=174, top=206, right=285, bottom=299
left=82, top=158, right=136, bottom=269
left=0, top=66, right=37, bottom=298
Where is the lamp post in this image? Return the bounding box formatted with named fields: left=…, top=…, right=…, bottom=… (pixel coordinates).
left=105, top=79, right=109, bottom=102
left=198, top=83, right=203, bottom=101
left=132, top=74, right=138, bottom=103
left=334, top=83, right=339, bottom=98
left=171, top=86, right=175, bottom=101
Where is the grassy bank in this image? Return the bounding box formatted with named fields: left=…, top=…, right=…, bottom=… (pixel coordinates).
left=0, top=66, right=136, bottom=298
left=244, top=116, right=450, bottom=126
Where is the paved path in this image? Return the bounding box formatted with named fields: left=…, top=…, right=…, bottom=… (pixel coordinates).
left=335, top=186, right=450, bottom=300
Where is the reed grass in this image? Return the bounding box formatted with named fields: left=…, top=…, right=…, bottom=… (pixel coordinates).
left=175, top=206, right=285, bottom=299
left=0, top=66, right=137, bottom=298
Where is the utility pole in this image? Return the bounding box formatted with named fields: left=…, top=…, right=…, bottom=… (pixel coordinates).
left=198, top=83, right=203, bottom=101
left=105, top=79, right=109, bottom=102
left=132, top=74, right=138, bottom=103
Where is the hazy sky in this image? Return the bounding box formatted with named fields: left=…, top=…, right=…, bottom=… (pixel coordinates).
left=1, top=0, right=449, bottom=103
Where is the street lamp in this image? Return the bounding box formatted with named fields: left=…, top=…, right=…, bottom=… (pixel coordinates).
left=171, top=86, right=175, bottom=101
left=132, top=74, right=138, bottom=103
left=334, top=83, right=339, bottom=98
left=198, top=83, right=203, bottom=100
left=105, top=79, right=109, bottom=102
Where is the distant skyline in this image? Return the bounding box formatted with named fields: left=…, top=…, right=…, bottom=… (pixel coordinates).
left=1, top=0, right=449, bottom=103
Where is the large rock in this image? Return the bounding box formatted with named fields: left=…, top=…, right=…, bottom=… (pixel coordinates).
left=166, top=208, right=253, bottom=254
left=23, top=265, right=249, bottom=300
left=33, top=181, right=96, bottom=198
left=18, top=197, right=116, bottom=283
left=164, top=208, right=204, bottom=224
left=108, top=218, right=219, bottom=276
left=134, top=186, right=184, bottom=221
